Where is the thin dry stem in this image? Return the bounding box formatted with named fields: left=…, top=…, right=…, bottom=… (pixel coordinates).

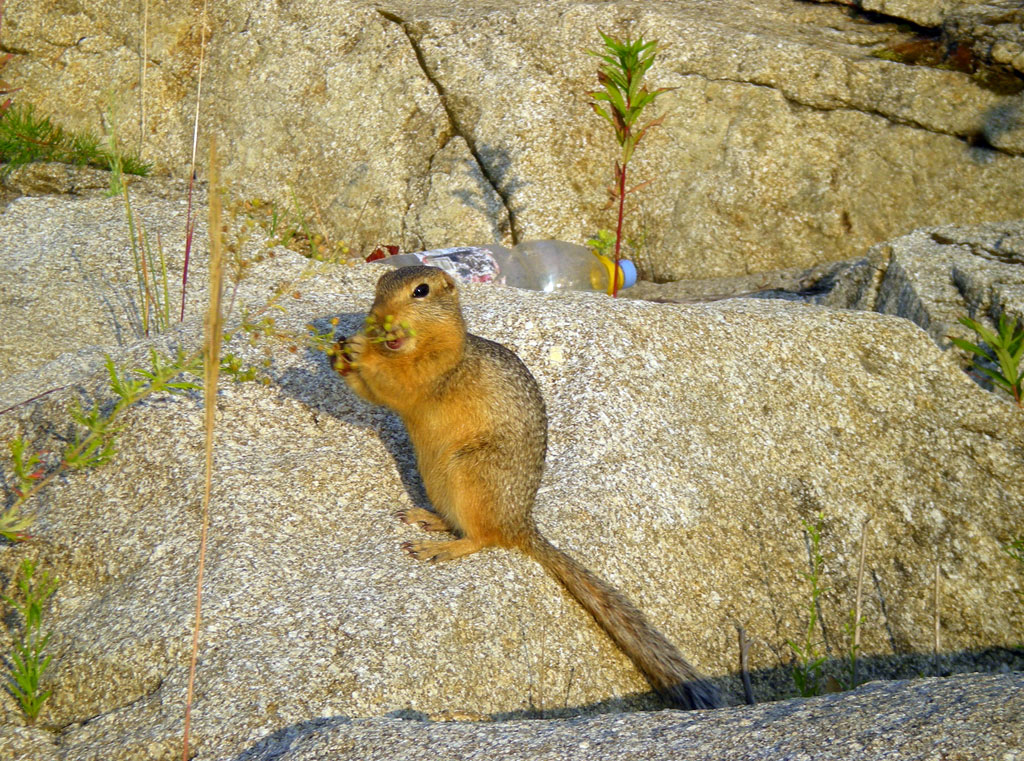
left=182, top=137, right=223, bottom=761
left=180, top=0, right=209, bottom=322
left=139, top=0, right=149, bottom=154
left=139, top=223, right=153, bottom=336
left=736, top=623, right=754, bottom=705
left=853, top=518, right=869, bottom=685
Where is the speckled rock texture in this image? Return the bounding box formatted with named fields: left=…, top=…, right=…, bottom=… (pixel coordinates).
left=0, top=192, right=1021, bottom=760
left=947, top=2, right=1024, bottom=77
left=811, top=1, right=1024, bottom=74
left=4, top=0, right=1024, bottom=280
left=854, top=0, right=968, bottom=29
left=623, top=220, right=1024, bottom=372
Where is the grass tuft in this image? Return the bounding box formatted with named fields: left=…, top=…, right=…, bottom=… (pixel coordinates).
left=0, top=103, right=151, bottom=179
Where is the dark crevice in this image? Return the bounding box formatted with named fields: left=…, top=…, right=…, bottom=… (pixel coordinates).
left=376, top=7, right=520, bottom=242
left=833, top=1, right=939, bottom=36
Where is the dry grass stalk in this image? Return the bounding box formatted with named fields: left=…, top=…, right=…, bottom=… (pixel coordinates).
left=182, top=136, right=224, bottom=761
left=180, top=0, right=210, bottom=322
left=139, top=0, right=149, bottom=154
left=736, top=623, right=754, bottom=705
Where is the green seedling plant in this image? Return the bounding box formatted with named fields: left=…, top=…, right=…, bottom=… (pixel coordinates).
left=3, top=559, right=57, bottom=724
left=951, top=314, right=1024, bottom=408
left=585, top=229, right=616, bottom=259
left=586, top=226, right=648, bottom=265
left=588, top=31, right=671, bottom=296
left=2, top=440, right=43, bottom=541
left=788, top=513, right=828, bottom=697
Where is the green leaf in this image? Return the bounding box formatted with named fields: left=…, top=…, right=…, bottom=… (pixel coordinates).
left=949, top=336, right=989, bottom=360
left=974, top=363, right=1013, bottom=392
left=590, top=103, right=614, bottom=125
left=958, top=316, right=999, bottom=347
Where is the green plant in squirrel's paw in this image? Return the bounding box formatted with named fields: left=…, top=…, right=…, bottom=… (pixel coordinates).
left=306, top=317, right=342, bottom=357
left=364, top=314, right=415, bottom=344
left=788, top=513, right=828, bottom=697
left=951, top=314, right=1023, bottom=408
left=3, top=559, right=58, bottom=724
left=588, top=30, right=671, bottom=296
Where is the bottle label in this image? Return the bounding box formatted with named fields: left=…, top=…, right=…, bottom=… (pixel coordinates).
left=414, top=247, right=501, bottom=284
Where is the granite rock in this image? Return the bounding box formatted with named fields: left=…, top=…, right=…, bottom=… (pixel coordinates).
left=0, top=193, right=1021, bottom=760
left=4, top=0, right=1024, bottom=279
left=228, top=673, right=1024, bottom=761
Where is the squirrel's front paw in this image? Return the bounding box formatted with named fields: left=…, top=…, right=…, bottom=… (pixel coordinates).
left=330, top=334, right=366, bottom=376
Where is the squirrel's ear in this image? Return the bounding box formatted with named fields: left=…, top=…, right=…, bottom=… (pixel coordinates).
left=440, top=272, right=457, bottom=291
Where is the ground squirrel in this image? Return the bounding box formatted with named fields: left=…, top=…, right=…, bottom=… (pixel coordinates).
left=332, top=265, right=720, bottom=710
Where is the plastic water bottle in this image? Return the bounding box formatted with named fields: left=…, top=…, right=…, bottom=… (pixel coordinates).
left=375, top=240, right=637, bottom=294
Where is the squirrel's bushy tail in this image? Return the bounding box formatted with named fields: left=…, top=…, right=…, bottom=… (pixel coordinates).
left=524, top=533, right=721, bottom=710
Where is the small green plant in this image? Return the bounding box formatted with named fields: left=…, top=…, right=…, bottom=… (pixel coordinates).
left=2, top=349, right=201, bottom=540
left=951, top=314, right=1024, bottom=408
left=2, top=440, right=42, bottom=541
left=840, top=519, right=870, bottom=691
left=1006, top=536, right=1024, bottom=605
left=233, top=195, right=350, bottom=262
left=586, top=226, right=647, bottom=265
left=3, top=559, right=57, bottom=724
left=587, top=31, right=671, bottom=296
left=585, top=229, right=616, bottom=259
left=0, top=103, right=151, bottom=179
left=788, top=513, right=828, bottom=697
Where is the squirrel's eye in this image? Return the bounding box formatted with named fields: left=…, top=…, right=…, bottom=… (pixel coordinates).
left=412, top=283, right=430, bottom=298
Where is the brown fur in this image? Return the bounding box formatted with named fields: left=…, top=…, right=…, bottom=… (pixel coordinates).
left=334, top=265, right=720, bottom=710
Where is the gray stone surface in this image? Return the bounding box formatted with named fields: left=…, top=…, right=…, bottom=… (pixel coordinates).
left=233, top=673, right=1024, bottom=761
left=625, top=219, right=1024, bottom=393
left=623, top=252, right=887, bottom=308
left=0, top=194, right=1021, bottom=760
left=4, top=0, right=1024, bottom=280
left=0, top=180, right=314, bottom=410
left=0, top=189, right=205, bottom=389
left=870, top=220, right=1024, bottom=353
